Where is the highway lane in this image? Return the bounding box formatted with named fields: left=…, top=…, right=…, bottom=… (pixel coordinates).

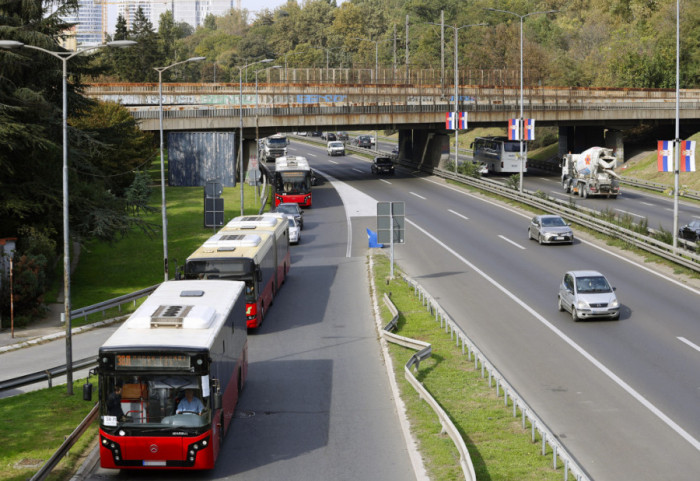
left=295, top=140, right=700, bottom=480
left=519, top=171, right=700, bottom=234
left=84, top=162, right=418, bottom=480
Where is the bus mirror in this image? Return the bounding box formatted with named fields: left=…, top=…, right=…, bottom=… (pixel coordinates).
left=256, top=268, right=263, bottom=282
left=212, top=392, right=222, bottom=410
left=83, top=381, right=93, bottom=401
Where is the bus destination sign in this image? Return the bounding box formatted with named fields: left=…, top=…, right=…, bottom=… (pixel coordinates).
left=116, top=354, right=190, bottom=370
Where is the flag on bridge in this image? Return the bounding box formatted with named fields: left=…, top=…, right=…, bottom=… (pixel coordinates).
left=508, top=118, right=519, bottom=140
left=680, top=140, right=696, bottom=172
left=524, top=118, right=535, bottom=140
left=657, top=140, right=674, bottom=172
left=446, top=112, right=468, bottom=130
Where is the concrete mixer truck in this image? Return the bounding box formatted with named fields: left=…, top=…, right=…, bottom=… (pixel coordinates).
left=561, top=147, right=620, bottom=199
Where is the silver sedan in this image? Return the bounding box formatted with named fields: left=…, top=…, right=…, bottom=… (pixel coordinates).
left=528, top=214, right=574, bottom=245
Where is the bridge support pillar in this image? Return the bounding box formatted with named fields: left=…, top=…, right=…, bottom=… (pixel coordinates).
left=605, top=129, right=624, bottom=166
left=398, top=129, right=448, bottom=170
left=237, top=138, right=258, bottom=183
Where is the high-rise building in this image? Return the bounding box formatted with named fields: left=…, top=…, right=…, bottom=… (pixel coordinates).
left=59, top=0, right=104, bottom=46
left=118, top=0, right=154, bottom=31
left=150, top=1, right=237, bottom=31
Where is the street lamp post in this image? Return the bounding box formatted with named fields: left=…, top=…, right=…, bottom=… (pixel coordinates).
left=238, top=59, right=274, bottom=215
left=0, top=39, right=136, bottom=395
left=487, top=8, right=557, bottom=192
left=154, top=56, right=206, bottom=283
left=429, top=22, right=486, bottom=173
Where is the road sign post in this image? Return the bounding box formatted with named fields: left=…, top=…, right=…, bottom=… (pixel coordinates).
left=377, top=201, right=405, bottom=278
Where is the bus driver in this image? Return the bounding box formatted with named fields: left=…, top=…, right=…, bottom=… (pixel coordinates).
left=176, top=389, right=205, bottom=415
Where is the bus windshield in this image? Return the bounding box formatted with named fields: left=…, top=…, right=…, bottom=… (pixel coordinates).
left=276, top=171, right=311, bottom=194
left=101, top=375, right=211, bottom=428
left=184, top=259, right=253, bottom=280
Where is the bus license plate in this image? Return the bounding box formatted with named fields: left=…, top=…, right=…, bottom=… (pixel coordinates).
left=143, top=461, right=167, bottom=466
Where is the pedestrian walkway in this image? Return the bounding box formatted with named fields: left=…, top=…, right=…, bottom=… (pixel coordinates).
left=0, top=303, right=67, bottom=352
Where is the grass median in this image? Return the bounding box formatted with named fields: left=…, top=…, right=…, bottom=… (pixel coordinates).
left=370, top=253, right=570, bottom=480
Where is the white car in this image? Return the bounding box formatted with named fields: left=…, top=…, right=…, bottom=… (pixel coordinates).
left=327, top=141, right=345, bottom=156
left=286, top=216, right=300, bottom=244
left=558, top=270, right=620, bottom=321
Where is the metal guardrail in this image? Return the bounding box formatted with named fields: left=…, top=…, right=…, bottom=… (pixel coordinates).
left=419, top=165, right=700, bottom=272
left=0, top=356, right=98, bottom=393
left=381, top=292, right=476, bottom=481
left=617, top=176, right=700, bottom=201
left=29, top=404, right=99, bottom=481
left=399, top=275, right=590, bottom=481
left=70, top=284, right=159, bottom=321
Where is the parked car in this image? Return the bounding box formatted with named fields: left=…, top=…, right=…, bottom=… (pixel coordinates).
left=274, top=202, right=304, bottom=229
left=286, top=216, right=301, bottom=244
left=528, top=215, right=574, bottom=245
left=327, top=141, right=345, bottom=156
left=336, top=131, right=349, bottom=141
left=678, top=219, right=700, bottom=242
left=353, top=135, right=372, bottom=148
left=371, top=156, right=395, bottom=175
left=558, top=270, right=620, bottom=321
left=310, top=131, right=322, bottom=137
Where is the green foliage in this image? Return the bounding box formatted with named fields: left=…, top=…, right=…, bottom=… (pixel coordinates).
left=457, top=161, right=483, bottom=178
left=505, top=174, right=520, bottom=190
left=124, top=171, right=155, bottom=215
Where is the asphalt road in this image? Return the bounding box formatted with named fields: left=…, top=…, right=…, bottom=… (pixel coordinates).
left=295, top=139, right=700, bottom=481
left=84, top=156, right=419, bottom=480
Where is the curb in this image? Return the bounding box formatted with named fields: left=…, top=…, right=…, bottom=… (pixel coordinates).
left=0, top=317, right=124, bottom=355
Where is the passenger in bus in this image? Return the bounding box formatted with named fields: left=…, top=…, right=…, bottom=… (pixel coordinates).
left=107, top=381, right=126, bottom=420
left=176, top=389, right=205, bottom=415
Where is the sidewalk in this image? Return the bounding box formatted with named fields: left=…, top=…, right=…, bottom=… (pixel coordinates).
left=0, top=303, right=68, bottom=352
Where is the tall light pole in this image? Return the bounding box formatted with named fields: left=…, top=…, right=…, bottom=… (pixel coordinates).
left=672, top=0, right=680, bottom=250
left=429, top=22, right=486, bottom=173
left=0, top=39, right=136, bottom=395
left=487, top=8, right=557, bottom=192
left=154, top=56, right=205, bottom=283
left=239, top=59, right=273, bottom=215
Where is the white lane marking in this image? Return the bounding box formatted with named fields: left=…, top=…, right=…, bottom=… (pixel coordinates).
left=380, top=179, right=392, bottom=185
left=549, top=191, right=573, bottom=198
left=406, top=217, right=700, bottom=452
left=352, top=168, right=364, bottom=174
left=448, top=209, right=469, bottom=221
left=640, top=201, right=654, bottom=206
left=410, top=192, right=426, bottom=200
left=498, top=235, right=526, bottom=250
left=329, top=160, right=339, bottom=164
left=678, top=337, right=700, bottom=353
left=420, top=174, right=700, bottom=296
left=615, top=208, right=644, bottom=218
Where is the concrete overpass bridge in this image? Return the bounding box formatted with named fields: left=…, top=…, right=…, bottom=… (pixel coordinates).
left=83, top=68, right=700, bottom=169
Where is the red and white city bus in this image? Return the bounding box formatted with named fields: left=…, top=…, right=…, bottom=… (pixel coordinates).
left=273, top=156, right=313, bottom=207
left=93, top=280, right=247, bottom=470
left=184, top=231, right=276, bottom=328
left=222, top=214, right=290, bottom=293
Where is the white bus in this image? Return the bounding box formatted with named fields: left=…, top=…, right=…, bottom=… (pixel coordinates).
left=471, top=136, right=527, bottom=174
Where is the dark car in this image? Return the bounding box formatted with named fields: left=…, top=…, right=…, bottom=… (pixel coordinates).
left=679, top=219, right=700, bottom=241
left=371, top=156, right=395, bottom=175
left=325, top=132, right=337, bottom=141
left=274, top=202, right=304, bottom=229
left=336, top=131, right=349, bottom=141
left=310, top=131, right=322, bottom=137
left=354, top=135, right=372, bottom=148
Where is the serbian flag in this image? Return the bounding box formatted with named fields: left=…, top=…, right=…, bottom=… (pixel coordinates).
left=680, top=140, right=696, bottom=172
left=524, top=118, right=535, bottom=140
left=508, top=118, right=520, bottom=140
left=657, top=140, right=674, bottom=172
left=446, top=112, right=468, bottom=130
